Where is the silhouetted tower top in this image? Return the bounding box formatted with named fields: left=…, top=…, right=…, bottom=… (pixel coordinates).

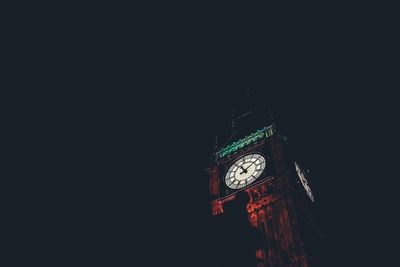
left=224, top=88, right=275, bottom=148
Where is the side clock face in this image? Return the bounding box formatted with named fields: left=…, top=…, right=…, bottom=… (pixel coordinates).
left=294, top=162, right=314, bottom=202
left=225, top=153, right=266, bottom=189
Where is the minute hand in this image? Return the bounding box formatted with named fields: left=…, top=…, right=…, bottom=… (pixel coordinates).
left=239, top=164, right=252, bottom=174
left=243, top=163, right=254, bottom=172
left=234, top=163, right=246, bottom=171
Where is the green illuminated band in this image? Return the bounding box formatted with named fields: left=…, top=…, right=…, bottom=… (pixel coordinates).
left=217, top=125, right=276, bottom=159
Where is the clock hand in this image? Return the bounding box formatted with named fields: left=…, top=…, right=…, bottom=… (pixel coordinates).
left=244, top=156, right=261, bottom=171
left=244, top=162, right=254, bottom=171
left=234, top=163, right=247, bottom=173
left=239, top=165, right=249, bottom=175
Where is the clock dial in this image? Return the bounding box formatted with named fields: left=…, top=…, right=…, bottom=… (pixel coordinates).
left=294, top=162, right=314, bottom=202
left=225, top=153, right=266, bottom=189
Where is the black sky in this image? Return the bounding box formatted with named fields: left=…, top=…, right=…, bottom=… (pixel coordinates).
left=5, top=4, right=399, bottom=267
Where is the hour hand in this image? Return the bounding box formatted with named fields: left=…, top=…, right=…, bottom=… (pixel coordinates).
left=239, top=166, right=247, bottom=174
left=244, top=163, right=252, bottom=171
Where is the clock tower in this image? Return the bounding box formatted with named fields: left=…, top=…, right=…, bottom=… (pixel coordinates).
left=208, top=100, right=327, bottom=267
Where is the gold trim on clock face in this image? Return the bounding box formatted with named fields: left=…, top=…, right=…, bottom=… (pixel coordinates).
left=225, top=153, right=266, bottom=189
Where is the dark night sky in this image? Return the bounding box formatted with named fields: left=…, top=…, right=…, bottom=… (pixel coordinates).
left=5, top=4, right=399, bottom=267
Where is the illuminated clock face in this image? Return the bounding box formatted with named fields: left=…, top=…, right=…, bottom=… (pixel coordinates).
left=225, top=153, right=266, bottom=189
left=294, top=162, right=314, bottom=202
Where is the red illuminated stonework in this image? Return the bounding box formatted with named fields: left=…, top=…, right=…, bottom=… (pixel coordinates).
left=208, top=126, right=327, bottom=266
left=211, top=199, right=223, bottom=216
left=209, top=165, right=219, bottom=196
